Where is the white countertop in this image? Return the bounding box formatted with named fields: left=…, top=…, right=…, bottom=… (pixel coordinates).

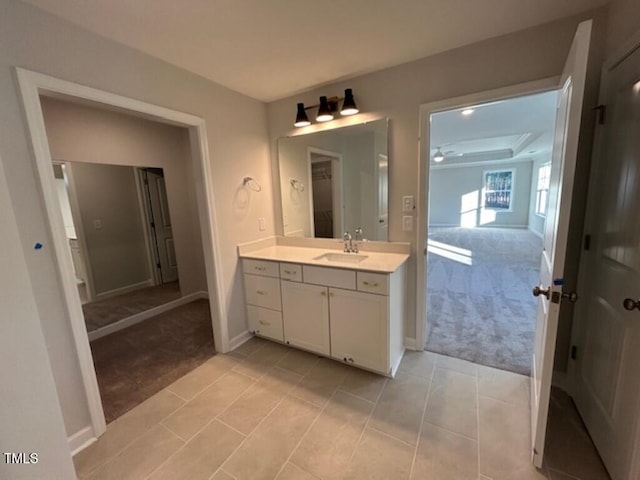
left=239, top=245, right=409, bottom=274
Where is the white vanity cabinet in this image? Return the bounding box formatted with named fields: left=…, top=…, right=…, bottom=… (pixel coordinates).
left=241, top=255, right=406, bottom=376
left=281, top=281, right=330, bottom=355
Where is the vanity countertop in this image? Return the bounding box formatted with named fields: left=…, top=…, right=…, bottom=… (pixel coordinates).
left=238, top=244, right=409, bottom=274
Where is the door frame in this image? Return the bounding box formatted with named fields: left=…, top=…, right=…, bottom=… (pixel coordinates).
left=307, top=147, right=343, bottom=238
left=568, top=28, right=640, bottom=480
left=16, top=68, right=229, bottom=444
left=415, top=77, right=560, bottom=349
left=135, top=167, right=163, bottom=286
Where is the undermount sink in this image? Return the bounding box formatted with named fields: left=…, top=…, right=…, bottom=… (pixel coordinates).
left=313, top=252, right=369, bottom=264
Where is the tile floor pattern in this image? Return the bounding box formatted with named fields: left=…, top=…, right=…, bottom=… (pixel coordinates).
left=74, top=339, right=609, bottom=480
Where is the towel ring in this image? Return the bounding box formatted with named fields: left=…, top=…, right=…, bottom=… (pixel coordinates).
left=242, top=176, right=262, bottom=192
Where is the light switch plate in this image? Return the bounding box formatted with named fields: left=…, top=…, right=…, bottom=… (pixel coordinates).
left=402, top=195, right=415, bottom=213
left=93, top=219, right=102, bottom=230
left=402, top=215, right=413, bottom=231
left=258, top=217, right=266, bottom=231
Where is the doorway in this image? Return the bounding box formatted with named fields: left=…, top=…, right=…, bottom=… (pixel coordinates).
left=17, top=68, right=227, bottom=447
left=423, top=90, right=558, bottom=375
left=308, top=148, right=343, bottom=238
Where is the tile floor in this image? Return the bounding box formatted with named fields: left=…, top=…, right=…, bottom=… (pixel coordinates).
left=74, top=338, right=609, bottom=480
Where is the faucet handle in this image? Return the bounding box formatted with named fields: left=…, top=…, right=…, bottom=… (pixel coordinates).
left=343, top=232, right=351, bottom=241
left=354, top=228, right=363, bottom=241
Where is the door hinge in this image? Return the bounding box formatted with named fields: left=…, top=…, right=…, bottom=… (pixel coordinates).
left=150, top=221, right=155, bottom=228
left=593, top=105, right=606, bottom=125
left=156, top=262, right=161, bottom=269
left=571, top=345, right=578, bottom=360
left=424, top=247, right=427, bottom=255
left=583, top=234, right=591, bottom=251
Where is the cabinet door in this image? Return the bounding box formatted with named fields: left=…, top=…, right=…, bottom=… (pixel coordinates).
left=330, top=288, right=388, bottom=374
left=281, top=281, right=330, bottom=355
left=247, top=305, right=284, bottom=342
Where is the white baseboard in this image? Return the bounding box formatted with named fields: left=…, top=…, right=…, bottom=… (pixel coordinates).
left=94, top=279, right=154, bottom=301
left=404, top=337, right=420, bottom=351
left=88, top=291, right=206, bottom=341
left=229, top=330, right=253, bottom=351
left=528, top=226, right=544, bottom=239
left=69, top=426, right=96, bottom=456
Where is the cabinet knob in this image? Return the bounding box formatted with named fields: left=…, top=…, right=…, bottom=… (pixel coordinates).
left=284, top=270, right=295, bottom=275
left=363, top=281, right=379, bottom=287
left=321, top=291, right=327, bottom=296
left=255, top=266, right=266, bottom=271
left=259, top=320, right=271, bottom=326
left=256, top=290, right=267, bottom=295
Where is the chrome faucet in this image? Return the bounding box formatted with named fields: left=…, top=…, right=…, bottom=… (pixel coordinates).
left=343, top=229, right=363, bottom=253
left=343, top=232, right=352, bottom=253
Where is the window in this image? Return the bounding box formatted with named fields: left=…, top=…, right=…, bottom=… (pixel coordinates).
left=535, top=163, right=551, bottom=216
left=483, top=170, right=514, bottom=211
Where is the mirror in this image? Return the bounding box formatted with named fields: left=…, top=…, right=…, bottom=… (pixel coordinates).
left=278, top=118, right=389, bottom=241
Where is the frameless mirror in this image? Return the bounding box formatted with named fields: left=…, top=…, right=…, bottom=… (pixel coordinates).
left=278, top=118, right=389, bottom=241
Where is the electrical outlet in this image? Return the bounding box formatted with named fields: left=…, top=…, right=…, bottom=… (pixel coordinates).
left=402, top=215, right=413, bottom=232
left=93, top=219, right=102, bottom=230
left=258, top=217, right=266, bottom=231
left=402, top=195, right=415, bottom=213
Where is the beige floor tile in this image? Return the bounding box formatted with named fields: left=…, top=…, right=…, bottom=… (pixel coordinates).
left=290, top=358, right=350, bottom=407
left=434, top=354, right=478, bottom=376
left=276, top=462, right=320, bottom=480
left=233, top=337, right=268, bottom=357
left=424, top=368, right=478, bottom=439
left=148, top=420, right=244, bottom=480
left=291, top=390, right=374, bottom=480
left=479, top=396, right=531, bottom=479
left=338, top=367, right=387, bottom=403
left=276, top=348, right=321, bottom=376
left=397, top=350, right=437, bottom=379
left=211, top=471, right=236, bottom=480
left=161, top=371, right=254, bottom=440
left=74, top=389, right=184, bottom=478
left=167, top=355, right=237, bottom=400
left=369, top=372, right=430, bottom=445
left=412, top=423, right=478, bottom=480
left=223, top=395, right=320, bottom=480
left=86, top=425, right=183, bottom=480
left=218, top=368, right=302, bottom=434
left=342, top=428, right=414, bottom=480
left=478, top=365, right=529, bottom=408
left=233, top=341, right=290, bottom=379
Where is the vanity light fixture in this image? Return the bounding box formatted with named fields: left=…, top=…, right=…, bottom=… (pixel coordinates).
left=294, top=89, right=359, bottom=127
left=433, top=148, right=445, bottom=163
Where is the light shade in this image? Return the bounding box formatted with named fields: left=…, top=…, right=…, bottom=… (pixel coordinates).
left=340, top=88, right=359, bottom=116
left=316, top=96, right=334, bottom=122
left=294, top=103, right=311, bottom=127
left=433, top=148, right=445, bottom=163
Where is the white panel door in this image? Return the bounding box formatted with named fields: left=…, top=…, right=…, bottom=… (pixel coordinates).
left=570, top=42, right=640, bottom=480
left=329, top=288, right=388, bottom=373
left=531, top=20, right=591, bottom=468
left=281, top=281, right=330, bottom=355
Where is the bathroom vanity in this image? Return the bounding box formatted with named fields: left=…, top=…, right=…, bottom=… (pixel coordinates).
left=238, top=237, right=409, bottom=377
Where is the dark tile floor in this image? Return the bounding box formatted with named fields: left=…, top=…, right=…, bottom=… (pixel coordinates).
left=90, top=299, right=215, bottom=423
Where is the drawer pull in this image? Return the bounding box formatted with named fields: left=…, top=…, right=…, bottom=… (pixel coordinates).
left=363, top=281, right=379, bottom=287
left=254, top=266, right=266, bottom=271
left=284, top=269, right=296, bottom=275
left=259, top=320, right=271, bottom=326
left=256, top=290, right=267, bottom=295
left=321, top=291, right=327, bottom=296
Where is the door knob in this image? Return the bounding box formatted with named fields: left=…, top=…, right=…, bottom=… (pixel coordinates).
left=623, top=298, right=640, bottom=311
left=532, top=286, right=550, bottom=299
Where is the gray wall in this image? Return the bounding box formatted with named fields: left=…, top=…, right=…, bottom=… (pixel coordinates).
left=267, top=8, right=609, bottom=343
left=429, top=161, right=533, bottom=228
left=0, top=0, right=271, bottom=450
left=69, top=163, right=150, bottom=296
left=41, top=96, right=207, bottom=296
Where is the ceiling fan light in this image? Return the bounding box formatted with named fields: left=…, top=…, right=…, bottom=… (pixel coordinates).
left=433, top=148, right=445, bottom=163
left=316, top=96, right=334, bottom=122
left=340, top=88, right=359, bottom=116
left=294, top=102, right=311, bottom=127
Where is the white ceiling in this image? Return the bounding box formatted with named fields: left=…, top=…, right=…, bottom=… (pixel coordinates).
left=430, top=90, right=558, bottom=165
left=21, top=0, right=609, bottom=102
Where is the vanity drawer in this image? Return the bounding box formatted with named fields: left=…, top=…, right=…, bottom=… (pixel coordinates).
left=303, top=265, right=356, bottom=290
left=357, top=272, right=389, bottom=295
left=243, top=259, right=279, bottom=278
left=247, top=305, right=284, bottom=342
left=280, top=263, right=302, bottom=282
left=244, top=274, right=282, bottom=310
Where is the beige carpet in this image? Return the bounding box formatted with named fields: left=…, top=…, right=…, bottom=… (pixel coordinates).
left=425, top=227, right=542, bottom=375
left=82, top=281, right=181, bottom=332
left=90, top=299, right=215, bottom=423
